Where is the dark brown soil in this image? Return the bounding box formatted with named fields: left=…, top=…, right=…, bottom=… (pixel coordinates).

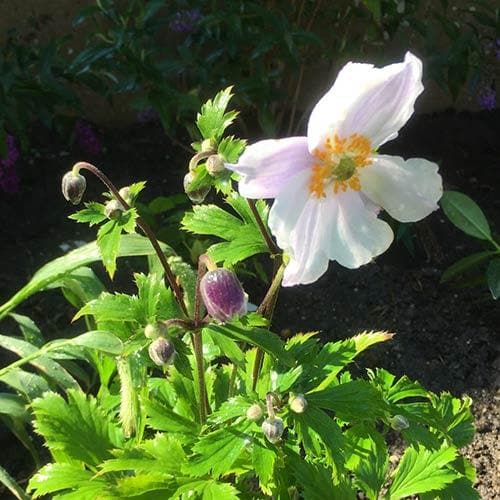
left=0, top=110, right=499, bottom=498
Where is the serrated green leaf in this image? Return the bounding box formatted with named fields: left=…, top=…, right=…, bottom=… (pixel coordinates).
left=196, top=87, right=238, bottom=141
left=0, top=234, right=173, bottom=321
left=206, top=322, right=293, bottom=366
left=252, top=439, right=276, bottom=488
left=173, top=479, right=240, bottom=500
left=144, top=397, right=200, bottom=434
left=182, top=204, right=241, bottom=239
left=205, top=328, right=245, bottom=365
left=208, top=395, right=253, bottom=425
left=184, top=421, right=252, bottom=478
left=218, top=136, right=246, bottom=163
left=441, top=191, right=492, bottom=241
left=97, top=220, right=122, bottom=278
left=420, top=477, right=479, bottom=500
left=440, top=251, right=496, bottom=283
left=486, top=258, right=500, bottom=299
left=387, top=445, right=458, bottom=499
left=31, top=389, right=123, bottom=466
left=69, top=201, right=106, bottom=226
left=368, top=368, right=428, bottom=403
left=28, top=463, right=109, bottom=498
left=0, top=464, right=30, bottom=500
left=112, top=472, right=175, bottom=498
left=74, top=293, right=138, bottom=322
left=307, top=380, right=387, bottom=421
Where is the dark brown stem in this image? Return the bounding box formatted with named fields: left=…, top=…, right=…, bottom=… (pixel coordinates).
left=247, top=199, right=280, bottom=256
left=73, top=161, right=188, bottom=318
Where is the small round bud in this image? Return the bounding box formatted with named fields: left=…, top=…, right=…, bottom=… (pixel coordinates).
left=200, top=268, right=247, bottom=323
left=118, top=186, right=131, bottom=205
left=105, top=199, right=124, bottom=219
left=262, top=417, right=284, bottom=444
left=246, top=404, right=263, bottom=421
left=144, top=322, right=166, bottom=339
left=183, top=172, right=210, bottom=204
left=289, top=394, right=307, bottom=414
left=201, top=138, right=214, bottom=152
left=148, top=338, right=176, bottom=366
left=206, top=154, right=225, bottom=176
left=389, top=414, right=409, bottom=431
left=62, top=171, right=86, bottom=204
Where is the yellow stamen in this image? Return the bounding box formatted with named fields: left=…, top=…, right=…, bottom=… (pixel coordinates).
left=309, top=133, right=372, bottom=198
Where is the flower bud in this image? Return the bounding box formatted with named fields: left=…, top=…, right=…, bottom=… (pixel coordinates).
left=183, top=172, right=210, bottom=204
left=389, top=414, right=409, bottom=431
left=246, top=404, right=263, bottom=421
left=206, top=154, right=225, bottom=176
left=118, top=186, right=131, bottom=205
left=144, top=322, right=166, bottom=339
left=148, top=338, right=176, bottom=366
left=105, top=199, right=125, bottom=219
left=262, top=417, right=284, bottom=444
left=201, top=138, right=214, bottom=152
left=62, top=171, right=86, bottom=204
left=200, top=268, right=247, bottom=323
left=289, top=394, right=307, bottom=414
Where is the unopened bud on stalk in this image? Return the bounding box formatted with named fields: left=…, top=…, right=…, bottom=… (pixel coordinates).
left=144, top=322, right=167, bottom=339
left=61, top=170, right=86, bottom=204
left=118, top=186, right=131, bottom=205
left=262, top=417, right=284, bottom=444
left=289, top=394, right=307, bottom=414
left=246, top=404, right=263, bottom=421
left=201, top=138, right=215, bottom=152
left=206, top=154, right=225, bottom=176
left=148, top=338, right=176, bottom=366
left=389, top=414, right=409, bottom=431
left=200, top=268, right=247, bottom=323
left=183, top=172, right=210, bottom=204
left=105, top=199, right=125, bottom=219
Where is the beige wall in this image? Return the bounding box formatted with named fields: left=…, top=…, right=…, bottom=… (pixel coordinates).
left=0, top=1, right=494, bottom=127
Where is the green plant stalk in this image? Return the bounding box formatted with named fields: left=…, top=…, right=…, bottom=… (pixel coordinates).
left=247, top=199, right=281, bottom=256
left=72, top=162, right=189, bottom=317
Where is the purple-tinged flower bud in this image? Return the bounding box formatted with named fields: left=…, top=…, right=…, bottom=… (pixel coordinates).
left=62, top=171, right=86, bottom=204
left=206, top=154, right=225, bottom=176
left=105, top=199, right=124, bottom=219
left=148, top=338, right=176, bottom=366
left=389, top=414, right=409, bottom=431
left=183, top=172, right=210, bottom=204
left=246, top=403, right=263, bottom=421
left=200, top=268, right=247, bottom=323
left=262, top=417, right=284, bottom=444
left=289, top=394, right=307, bottom=414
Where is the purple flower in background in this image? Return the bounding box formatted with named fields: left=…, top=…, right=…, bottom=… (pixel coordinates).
left=0, top=134, right=20, bottom=194
left=137, top=107, right=159, bottom=124
left=478, top=87, right=496, bottom=110
left=169, top=8, right=201, bottom=34
left=74, top=119, right=102, bottom=156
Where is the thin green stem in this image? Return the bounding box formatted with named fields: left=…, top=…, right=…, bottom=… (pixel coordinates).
left=247, top=199, right=281, bottom=256
left=73, top=162, right=188, bottom=317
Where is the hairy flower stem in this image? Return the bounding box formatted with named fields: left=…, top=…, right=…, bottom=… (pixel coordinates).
left=247, top=199, right=281, bottom=256
left=252, top=261, right=285, bottom=391
left=72, top=162, right=188, bottom=317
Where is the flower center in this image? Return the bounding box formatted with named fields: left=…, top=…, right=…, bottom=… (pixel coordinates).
left=309, top=133, right=373, bottom=198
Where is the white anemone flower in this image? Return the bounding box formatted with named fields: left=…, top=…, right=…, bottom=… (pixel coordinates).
left=227, top=52, right=443, bottom=286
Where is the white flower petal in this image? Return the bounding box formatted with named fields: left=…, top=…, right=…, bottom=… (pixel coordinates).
left=359, top=155, right=442, bottom=222
left=324, top=191, right=394, bottom=269
left=226, top=136, right=312, bottom=199
left=307, top=52, right=423, bottom=151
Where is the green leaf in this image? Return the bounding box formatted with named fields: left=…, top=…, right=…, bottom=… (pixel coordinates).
left=362, top=0, right=381, bottom=23
left=307, top=380, right=387, bottom=421
left=69, top=201, right=106, bottom=226
left=182, top=204, right=242, bottom=240
left=368, top=368, right=428, bottom=403
left=205, top=327, right=245, bottom=365
left=218, top=136, right=246, bottom=163
left=196, top=87, right=238, bottom=141
left=173, top=479, right=240, bottom=499
left=441, top=251, right=496, bottom=283
left=344, top=424, right=388, bottom=499
left=0, top=234, right=173, bottom=320
left=421, top=477, right=479, bottom=500
left=0, top=393, right=29, bottom=420
left=252, top=439, right=276, bottom=488
left=0, top=369, right=50, bottom=400
left=97, top=220, right=123, bottom=278
left=28, top=462, right=109, bottom=498
left=69, top=330, right=123, bottom=355
left=0, top=465, right=30, bottom=500
left=486, top=258, right=500, bottom=299
left=31, top=389, right=122, bottom=466
left=144, top=397, right=200, bottom=434
left=208, top=395, right=253, bottom=425
left=184, top=421, right=252, bottom=478
left=440, top=191, right=492, bottom=241
left=205, top=322, right=293, bottom=366
left=387, top=445, right=459, bottom=499
left=74, top=292, right=138, bottom=323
